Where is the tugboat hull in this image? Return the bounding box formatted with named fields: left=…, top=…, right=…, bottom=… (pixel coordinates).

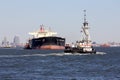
left=64, top=47, right=96, bottom=54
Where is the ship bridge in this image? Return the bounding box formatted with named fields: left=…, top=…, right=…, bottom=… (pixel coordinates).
left=29, top=25, right=57, bottom=38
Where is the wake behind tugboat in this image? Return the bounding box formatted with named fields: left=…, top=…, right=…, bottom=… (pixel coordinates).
left=64, top=10, right=96, bottom=54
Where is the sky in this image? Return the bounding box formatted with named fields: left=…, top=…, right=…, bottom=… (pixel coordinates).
left=0, top=0, right=120, bottom=44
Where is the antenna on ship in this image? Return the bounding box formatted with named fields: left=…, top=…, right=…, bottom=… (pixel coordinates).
left=83, top=10, right=88, bottom=26
left=84, top=10, right=86, bottom=23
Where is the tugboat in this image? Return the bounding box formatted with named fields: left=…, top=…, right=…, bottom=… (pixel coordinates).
left=64, top=10, right=96, bottom=54
left=24, top=24, right=65, bottom=50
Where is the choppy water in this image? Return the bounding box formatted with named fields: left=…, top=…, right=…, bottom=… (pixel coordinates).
left=0, top=47, right=120, bottom=80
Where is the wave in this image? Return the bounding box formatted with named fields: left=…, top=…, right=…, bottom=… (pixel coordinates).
left=0, top=52, right=106, bottom=58
left=96, top=52, right=106, bottom=55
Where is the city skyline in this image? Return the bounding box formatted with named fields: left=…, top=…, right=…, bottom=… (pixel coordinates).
left=0, top=35, right=22, bottom=47
left=0, top=0, right=120, bottom=43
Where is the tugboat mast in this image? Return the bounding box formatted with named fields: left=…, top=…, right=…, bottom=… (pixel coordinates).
left=82, top=10, right=91, bottom=43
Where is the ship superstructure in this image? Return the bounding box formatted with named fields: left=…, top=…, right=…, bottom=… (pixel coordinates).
left=77, top=10, right=92, bottom=48
left=29, top=25, right=57, bottom=38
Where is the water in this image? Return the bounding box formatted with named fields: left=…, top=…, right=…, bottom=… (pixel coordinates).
left=0, top=47, right=120, bottom=80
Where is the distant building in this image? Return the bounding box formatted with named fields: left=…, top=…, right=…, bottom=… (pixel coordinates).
left=13, top=36, right=20, bottom=47
left=1, top=37, right=11, bottom=47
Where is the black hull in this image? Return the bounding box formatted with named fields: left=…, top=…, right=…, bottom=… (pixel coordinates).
left=26, top=36, right=65, bottom=50
left=64, top=47, right=96, bottom=54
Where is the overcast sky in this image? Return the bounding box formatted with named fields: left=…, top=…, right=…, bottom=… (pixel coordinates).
left=0, top=0, right=120, bottom=43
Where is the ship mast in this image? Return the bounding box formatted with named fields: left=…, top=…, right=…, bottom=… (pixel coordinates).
left=82, top=10, right=91, bottom=43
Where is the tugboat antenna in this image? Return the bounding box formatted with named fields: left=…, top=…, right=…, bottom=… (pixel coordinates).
left=84, top=10, right=87, bottom=23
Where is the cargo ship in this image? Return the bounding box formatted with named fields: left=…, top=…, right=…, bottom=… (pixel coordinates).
left=64, top=10, right=96, bottom=54
left=24, top=25, right=65, bottom=50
